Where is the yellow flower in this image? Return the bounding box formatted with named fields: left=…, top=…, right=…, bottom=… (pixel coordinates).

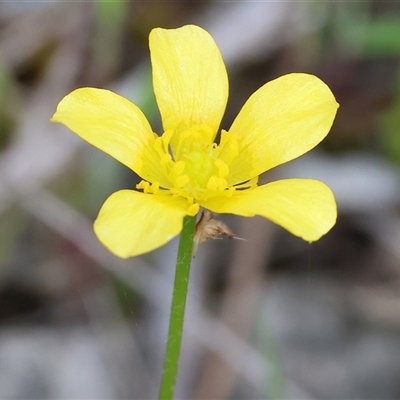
left=51, top=25, right=339, bottom=259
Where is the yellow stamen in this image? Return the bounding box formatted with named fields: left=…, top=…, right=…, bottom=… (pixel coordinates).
left=139, top=124, right=257, bottom=203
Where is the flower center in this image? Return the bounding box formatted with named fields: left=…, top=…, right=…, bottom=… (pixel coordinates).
left=136, top=125, right=257, bottom=212
left=184, top=148, right=215, bottom=187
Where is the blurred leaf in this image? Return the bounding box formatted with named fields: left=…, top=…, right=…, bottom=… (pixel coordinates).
left=363, top=16, right=400, bottom=57
left=381, top=71, right=400, bottom=164
left=96, top=0, right=127, bottom=26
left=83, top=149, right=128, bottom=212
left=335, top=4, right=400, bottom=57
left=91, top=1, right=129, bottom=81
left=0, top=59, right=19, bottom=150
left=135, top=63, right=159, bottom=124
left=112, top=276, right=140, bottom=317
left=334, top=3, right=371, bottom=56
left=254, top=310, right=288, bottom=400
left=0, top=207, right=29, bottom=278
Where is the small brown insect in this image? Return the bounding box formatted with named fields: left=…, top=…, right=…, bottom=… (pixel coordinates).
left=193, top=209, right=243, bottom=257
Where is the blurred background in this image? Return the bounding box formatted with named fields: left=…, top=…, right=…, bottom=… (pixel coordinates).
left=1, top=1, right=400, bottom=399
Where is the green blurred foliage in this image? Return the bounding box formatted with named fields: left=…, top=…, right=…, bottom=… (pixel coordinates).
left=255, top=310, right=288, bottom=400
left=0, top=61, right=19, bottom=150
left=0, top=206, right=29, bottom=276
left=112, top=276, right=141, bottom=318
left=336, top=5, right=400, bottom=57
left=382, top=71, right=400, bottom=164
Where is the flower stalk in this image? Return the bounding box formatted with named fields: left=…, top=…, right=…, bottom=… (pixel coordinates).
left=158, top=215, right=197, bottom=400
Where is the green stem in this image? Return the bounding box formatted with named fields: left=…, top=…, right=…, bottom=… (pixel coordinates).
left=158, top=215, right=197, bottom=400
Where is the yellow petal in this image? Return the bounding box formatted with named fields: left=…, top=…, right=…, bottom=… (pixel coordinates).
left=227, top=74, right=339, bottom=185
left=201, top=179, right=337, bottom=241
left=94, top=190, right=191, bottom=258
left=51, top=88, right=170, bottom=186
left=150, top=25, right=228, bottom=146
